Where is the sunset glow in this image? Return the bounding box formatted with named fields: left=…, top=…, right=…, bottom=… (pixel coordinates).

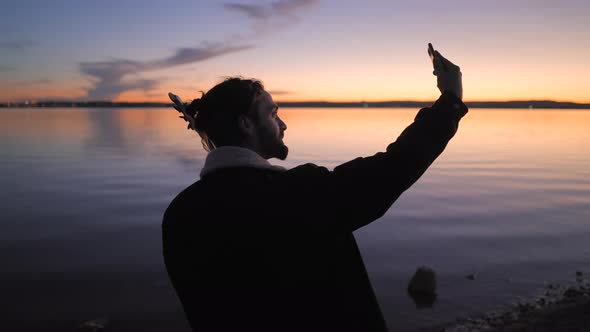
left=1, top=0, right=589, bottom=103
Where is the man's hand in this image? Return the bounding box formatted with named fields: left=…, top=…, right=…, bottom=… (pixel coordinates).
left=428, top=43, right=463, bottom=100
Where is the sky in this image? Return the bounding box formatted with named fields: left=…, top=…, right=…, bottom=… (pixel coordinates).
left=1, top=0, right=589, bottom=103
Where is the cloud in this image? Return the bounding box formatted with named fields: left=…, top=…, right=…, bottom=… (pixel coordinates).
left=80, top=42, right=254, bottom=100
left=224, top=0, right=319, bottom=27
left=30, top=79, right=53, bottom=85
left=224, top=3, right=272, bottom=19
left=267, top=90, right=292, bottom=95
left=9, top=79, right=53, bottom=86
left=0, top=65, right=15, bottom=72
left=78, top=1, right=319, bottom=101
left=151, top=43, right=254, bottom=68
left=0, top=39, right=36, bottom=50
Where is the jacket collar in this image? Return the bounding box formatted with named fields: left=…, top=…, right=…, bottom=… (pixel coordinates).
left=200, top=146, right=287, bottom=178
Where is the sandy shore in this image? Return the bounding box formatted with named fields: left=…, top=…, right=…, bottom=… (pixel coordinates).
left=436, top=279, right=590, bottom=332
left=3, top=271, right=589, bottom=331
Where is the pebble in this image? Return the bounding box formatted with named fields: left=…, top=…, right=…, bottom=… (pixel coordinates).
left=77, top=318, right=109, bottom=332
left=407, top=266, right=437, bottom=294
left=564, top=287, right=583, bottom=298
left=440, top=281, right=590, bottom=331
left=407, top=266, right=438, bottom=308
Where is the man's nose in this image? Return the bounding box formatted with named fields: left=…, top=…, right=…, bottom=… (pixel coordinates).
left=280, top=118, right=287, bottom=131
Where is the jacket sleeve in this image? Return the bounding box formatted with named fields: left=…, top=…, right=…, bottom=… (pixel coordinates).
left=273, top=93, right=468, bottom=233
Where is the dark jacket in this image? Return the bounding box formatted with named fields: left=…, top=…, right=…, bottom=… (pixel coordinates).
left=162, top=93, right=468, bottom=332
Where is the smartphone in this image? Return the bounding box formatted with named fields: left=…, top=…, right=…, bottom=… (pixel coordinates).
left=168, top=92, right=183, bottom=107
left=428, top=43, right=435, bottom=63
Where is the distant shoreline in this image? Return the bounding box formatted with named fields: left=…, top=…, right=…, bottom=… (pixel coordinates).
left=2, top=100, right=590, bottom=109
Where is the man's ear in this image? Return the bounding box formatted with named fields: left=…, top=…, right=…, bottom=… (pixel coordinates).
left=237, top=114, right=254, bottom=137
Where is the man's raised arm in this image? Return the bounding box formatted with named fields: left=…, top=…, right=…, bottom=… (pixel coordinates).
left=273, top=45, right=467, bottom=232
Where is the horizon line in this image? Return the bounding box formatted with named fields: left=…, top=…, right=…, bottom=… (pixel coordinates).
left=3, top=99, right=590, bottom=109
left=2, top=98, right=590, bottom=104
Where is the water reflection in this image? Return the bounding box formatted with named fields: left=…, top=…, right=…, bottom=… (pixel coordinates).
left=0, top=107, right=589, bottom=331
left=84, top=109, right=128, bottom=150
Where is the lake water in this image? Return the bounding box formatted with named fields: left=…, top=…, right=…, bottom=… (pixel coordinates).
left=1, top=107, right=589, bottom=331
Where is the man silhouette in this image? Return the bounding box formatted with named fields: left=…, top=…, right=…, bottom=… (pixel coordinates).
left=163, top=44, right=467, bottom=332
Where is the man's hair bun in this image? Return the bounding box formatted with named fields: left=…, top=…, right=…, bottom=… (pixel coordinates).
left=185, top=97, right=203, bottom=119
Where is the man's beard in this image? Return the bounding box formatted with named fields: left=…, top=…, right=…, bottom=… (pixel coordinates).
left=263, top=136, right=288, bottom=160
left=258, top=128, right=288, bottom=160
left=273, top=141, right=289, bottom=160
